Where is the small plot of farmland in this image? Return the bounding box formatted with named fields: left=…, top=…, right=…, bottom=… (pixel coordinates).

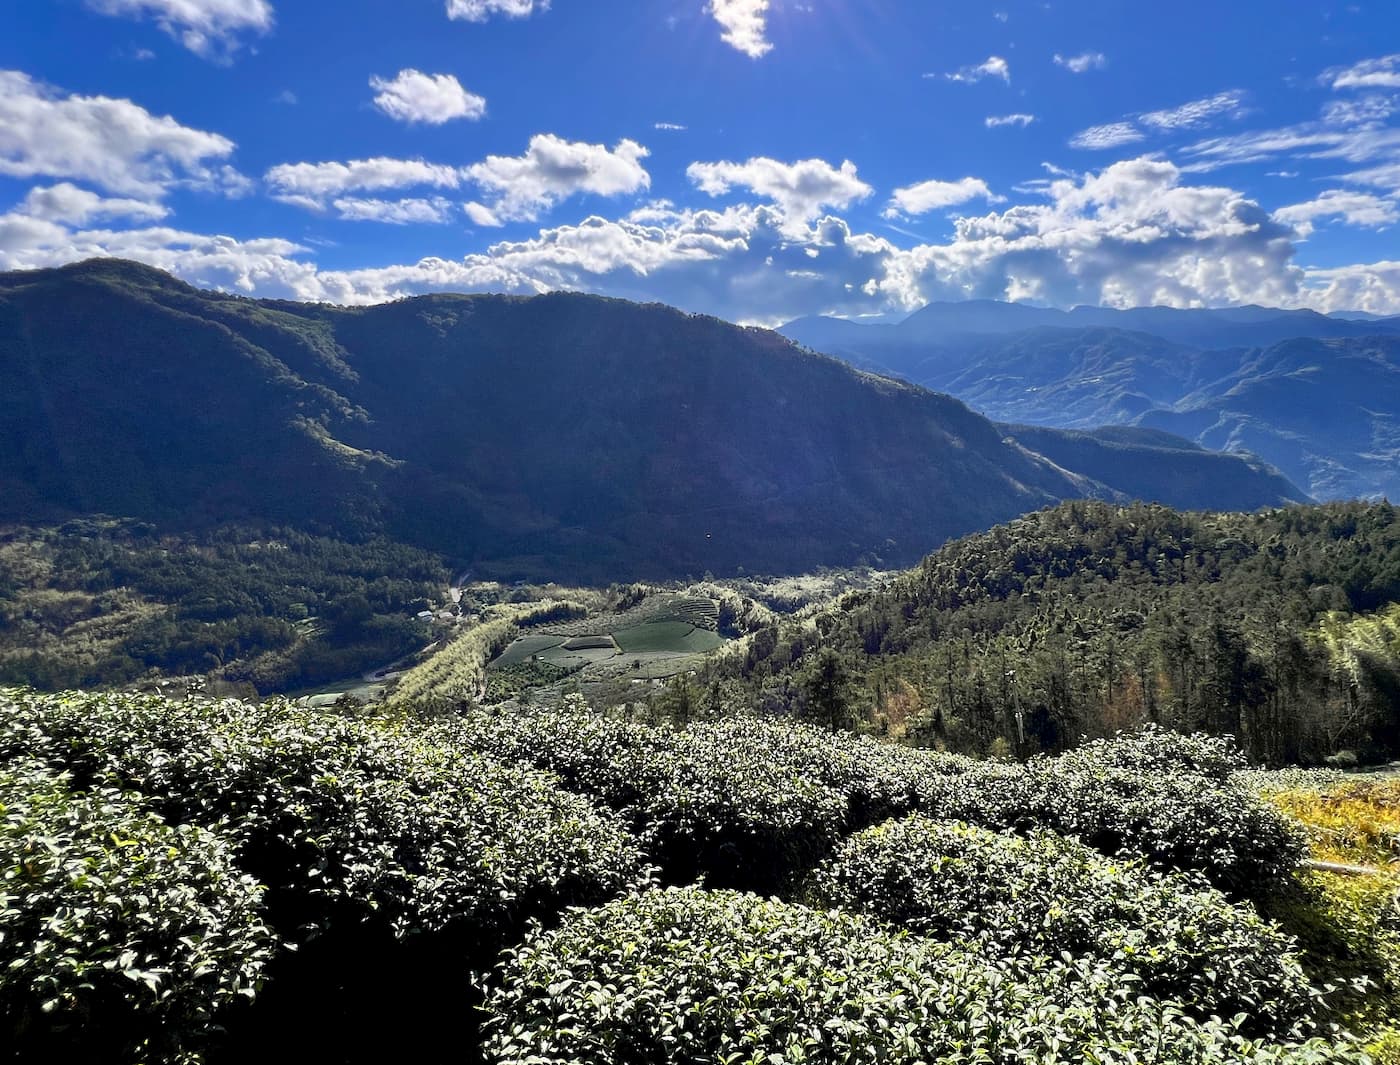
left=488, top=594, right=726, bottom=692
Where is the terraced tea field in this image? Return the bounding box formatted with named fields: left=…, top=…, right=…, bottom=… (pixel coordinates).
left=487, top=594, right=726, bottom=689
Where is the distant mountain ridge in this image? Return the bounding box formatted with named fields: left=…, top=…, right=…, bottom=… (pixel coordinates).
left=0, top=260, right=1306, bottom=580
left=781, top=302, right=1400, bottom=502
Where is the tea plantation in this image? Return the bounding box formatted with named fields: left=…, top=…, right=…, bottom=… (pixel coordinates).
left=0, top=687, right=1387, bottom=1063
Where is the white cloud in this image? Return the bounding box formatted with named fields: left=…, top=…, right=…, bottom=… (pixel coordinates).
left=687, top=157, right=872, bottom=230
left=464, top=135, right=651, bottom=222
left=708, top=0, right=772, bottom=59
left=1273, top=190, right=1399, bottom=237
left=264, top=157, right=465, bottom=206
left=445, top=0, right=547, bottom=21
left=370, top=70, right=486, bottom=125
left=17, top=182, right=168, bottom=225
left=13, top=155, right=1400, bottom=320
left=945, top=56, right=1010, bottom=83
left=331, top=197, right=458, bottom=225
left=85, top=0, right=273, bottom=59
left=1323, top=95, right=1400, bottom=129
left=1069, top=122, right=1145, bottom=150
left=1301, top=260, right=1400, bottom=315
left=884, top=177, right=1001, bottom=219
left=0, top=70, right=240, bottom=198
left=1328, top=54, right=1400, bottom=91
left=986, top=113, right=1036, bottom=128
left=1054, top=52, right=1106, bottom=74
left=1140, top=90, right=1248, bottom=131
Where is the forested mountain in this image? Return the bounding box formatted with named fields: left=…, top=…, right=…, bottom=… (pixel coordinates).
left=0, top=260, right=1304, bottom=580
left=715, top=500, right=1400, bottom=766
left=780, top=308, right=1400, bottom=502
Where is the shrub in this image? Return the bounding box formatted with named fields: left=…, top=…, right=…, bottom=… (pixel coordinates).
left=698, top=716, right=977, bottom=827
left=0, top=687, right=647, bottom=1063
left=0, top=688, right=643, bottom=946
left=1018, top=732, right=1307, bottom=896
left=807, top=817, right=1320, bottom=1037
left=484, top=887, right=1363, bottom=1065
left=432, top=705, right=848, bottom=894
left=0, top=761, right=274, bottom=1064
left=1066, top=726, right=1249, bottom=780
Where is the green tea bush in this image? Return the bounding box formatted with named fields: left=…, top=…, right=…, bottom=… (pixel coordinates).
left=0, top=689, right=643, bottom=944
left=433, top=706, right=848, bottom=893
left=1018, top=732, right=1306, bottom=896
left=1, top=761, right=274, bottom=1064
left=808, top=817, right=1319, bottom=1036
left=699, top=716, right=978, bottom=827
left=484, top=887, right=1363, bottom=1065
left=0, top=687, right=647, bottom=1063
left=1066, top=726, right=1249, bottom=780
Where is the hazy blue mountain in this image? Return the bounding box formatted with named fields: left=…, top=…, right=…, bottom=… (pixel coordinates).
left=781, top=302, right=1400, bottom=503
left=784, top=299, right=1400, bottom=355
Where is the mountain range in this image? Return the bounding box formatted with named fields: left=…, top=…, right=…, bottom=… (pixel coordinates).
left=781, top=305, right=1400, bottom=502
left=0, top=260, right=1305, bottom=579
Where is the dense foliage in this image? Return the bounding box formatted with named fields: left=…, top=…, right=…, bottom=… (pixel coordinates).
left=1, top=761, right=273, bottom=1063
left=718, top=501, right=1400, bottom=764
left=0, top=687, right=1358, bottom=1063
left=0, top=688, right=644, bottom=1062
left=0, top=689, right=642, bottom=944
left=0, top=521, right=447, bottom=693
left=434, top=707, right=1301, bottom=897
left=807, top=818, right=1317, bottom=1035
left=484, top=887, right=1360, bottom=1065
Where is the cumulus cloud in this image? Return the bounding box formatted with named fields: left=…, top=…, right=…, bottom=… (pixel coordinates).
left=708, top=0, right=772, bottom=59
left=86, top=0, right=273, bottom=59
left=1301, top=260, right=1400, bottom=315
left=687, top=157, right=871, bottom=230
left=370, top=70, right=486, bottom=125
left=0, top=70, right=240, bottom=198
left=331, top=197, right=458, bottom=225
left=1273, top=190, right=1399, bottom=237
left=945, top=56, right=1010, bottom=83
left=1069, top=122, right=1145, bottom=150
left=1328, top=54, right=1400, bottom=91
left=1140, top=91, right=1248, bottom=131
left=264, top=157, right=465, bottom=208
left=446, top=0, right=547, bottom=21
left=464, top=135, right=651, bottom=223
left=884, top=177, right=1001, bottom=219
left=986, top=113, right=1036, bottom=128
left=17, top=182, right=168, bottom=225
left=1054, top=52, right=1106, bottom=73
left=14, top=155, right=1400, bottom=319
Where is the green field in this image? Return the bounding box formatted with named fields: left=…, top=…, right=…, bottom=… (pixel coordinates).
left=492, top=634, right=568, bottom=666
left=614, top=622, right=725, bottom=654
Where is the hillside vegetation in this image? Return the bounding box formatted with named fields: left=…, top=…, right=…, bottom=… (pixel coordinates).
left=712, top=500, right=1400, bottom=765
left=0, top=520, right=446, bottom=693
left=0, top=687, right=1381, bottom=1063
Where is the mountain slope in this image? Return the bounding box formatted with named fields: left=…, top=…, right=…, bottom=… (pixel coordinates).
left=714, top=500, right=1400, bottom=764
left=0, top=260, right=1305, bottom=580
left=781, top=306, right=1400, bottom=502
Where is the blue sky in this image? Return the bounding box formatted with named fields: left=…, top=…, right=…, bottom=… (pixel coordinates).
left=2, top=0, right=1400, bottom=322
